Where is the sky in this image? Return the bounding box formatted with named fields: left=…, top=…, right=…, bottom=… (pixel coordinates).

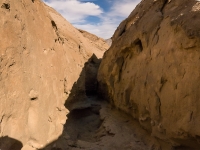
left=43, top=0, right=141, bottom=39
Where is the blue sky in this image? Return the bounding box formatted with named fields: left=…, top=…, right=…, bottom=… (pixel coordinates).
left=43, top=0, right=141, bottom=39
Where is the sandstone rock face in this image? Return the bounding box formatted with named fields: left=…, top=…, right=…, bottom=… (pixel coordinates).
left=98, top=0, right=200, bottom=148
left=0, top=0, right=108, bottom=149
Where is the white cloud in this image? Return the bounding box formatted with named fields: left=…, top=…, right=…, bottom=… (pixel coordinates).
left=109, top=0, right=140, bottom=17
left=44, top=0, right=103, bottom=23
left=75, top=0, right=141, bottom=39
left=74, top=21, right=117, bottom=39
left=43, top=0, right=141, bottom=39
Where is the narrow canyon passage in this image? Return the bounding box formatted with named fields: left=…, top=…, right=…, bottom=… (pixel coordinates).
left=43, top=96, right=164, bottom=150
left=41, top=55, right=171, bottom=150
left=1, top=1, right=200, bottom=149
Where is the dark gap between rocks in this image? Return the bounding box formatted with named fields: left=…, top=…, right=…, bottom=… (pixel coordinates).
left=1, top=3, right=10, bottom=10
left=51, top=20, right=58, bottom=31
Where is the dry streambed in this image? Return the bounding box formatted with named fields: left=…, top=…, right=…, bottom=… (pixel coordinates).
left=44, top=96, right=168, bottom=150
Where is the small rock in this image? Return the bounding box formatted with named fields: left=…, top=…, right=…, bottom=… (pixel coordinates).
left=29, top=90, right=38, bottom=100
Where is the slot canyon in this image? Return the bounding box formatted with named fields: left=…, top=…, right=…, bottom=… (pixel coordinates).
left=1, top=0, right=200, bottom=149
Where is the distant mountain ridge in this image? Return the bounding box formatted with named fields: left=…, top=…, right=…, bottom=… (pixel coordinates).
left=105, top=38, right=112, bottom=47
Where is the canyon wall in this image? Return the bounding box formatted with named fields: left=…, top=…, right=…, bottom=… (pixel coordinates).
left=0, top=0, right=108, bottom=149
left=98, top=0, right=200, bottom=148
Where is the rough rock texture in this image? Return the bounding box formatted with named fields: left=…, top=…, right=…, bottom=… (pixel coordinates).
left=98, top=0, right=200, bottom=148
left=0, top=0, right=108, bottom=149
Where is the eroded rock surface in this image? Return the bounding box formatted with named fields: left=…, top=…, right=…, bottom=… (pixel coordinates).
left=0, top=0, right=108, bottom=149
left=98, top=0, right=200, bottom=149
